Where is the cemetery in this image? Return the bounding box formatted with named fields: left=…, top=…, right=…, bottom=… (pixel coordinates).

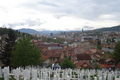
left=0, top=67, right=120, bottom=80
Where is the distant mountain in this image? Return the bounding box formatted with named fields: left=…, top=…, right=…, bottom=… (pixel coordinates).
left=18, top=25, right=120, bottom=35
left=94, top=25, right=120, bottom=32
left=18, top=28, right=39, bottom=34
left=18, top=28, right=62, bottom=35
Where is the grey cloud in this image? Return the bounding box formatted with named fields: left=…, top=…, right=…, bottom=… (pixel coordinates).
left=6, top=19, right=44, bottom=28
left=94, top=0, right=120, bottom=13
left=21, top=0, right=120, bottom=20
left=54, top=15, right=67, bottom=19
left=84, top=26, right=94, bottom=30
left=38, top=1, right=59, bottom=7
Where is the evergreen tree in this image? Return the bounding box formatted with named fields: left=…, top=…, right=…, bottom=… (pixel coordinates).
left=11, top=38, right=42, bottom=67
left=2, top=29, right=16, bottom=66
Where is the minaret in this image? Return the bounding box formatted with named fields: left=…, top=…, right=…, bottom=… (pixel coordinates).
left=82, top=28, right=84, bottom=33
left=81, top=28, right=84, bottom=42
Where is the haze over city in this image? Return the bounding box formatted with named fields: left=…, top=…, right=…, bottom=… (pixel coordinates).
left=0, top=0, right=120, bottom=31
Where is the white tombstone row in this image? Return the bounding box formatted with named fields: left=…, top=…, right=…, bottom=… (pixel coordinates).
left=0, top=67, right=120, bottom=80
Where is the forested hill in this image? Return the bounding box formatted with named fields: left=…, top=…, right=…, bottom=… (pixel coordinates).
left=0, top=27, right=32, bottom=37
left=95, top=25, right=120, bottom=32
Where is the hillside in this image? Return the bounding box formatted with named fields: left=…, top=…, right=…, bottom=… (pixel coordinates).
left=94, top=25, right=120, bottom=32
left=0, top=27, right=32, bottom=38
left=18, top=28, right=39, bottom=34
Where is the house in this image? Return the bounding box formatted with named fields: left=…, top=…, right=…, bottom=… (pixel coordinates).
left=42, top=49, right=65, bottom=64
left=75, top=54, right=92, bottom=68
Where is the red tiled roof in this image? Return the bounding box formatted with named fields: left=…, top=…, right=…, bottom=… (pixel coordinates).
left=43, top=49, right=64, bottom=58
left=77, top=54, right=91, bottom=60
left=76, top=61, right=92, bottom=68
left=100, top=64, right=113, bottom=68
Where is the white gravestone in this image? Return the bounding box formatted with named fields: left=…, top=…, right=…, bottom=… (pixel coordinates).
left=0, top=67, right=2, bottom=78
left=31, top=69, right=37, bottom=80
left=23, top=69, right=30, bottom=80
left=3, top=67, right=9, bottom=80
left=115, top=78, right=120, bottom=80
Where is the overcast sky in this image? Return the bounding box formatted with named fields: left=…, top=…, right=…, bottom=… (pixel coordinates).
left=0, top=0, right=120, bottom=31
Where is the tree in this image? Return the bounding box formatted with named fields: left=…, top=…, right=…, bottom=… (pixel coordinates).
left=113, top=41, right=120, bottom=66
left=11, top=38, right=42, bottom=67
left=0, top=28, right=33, bottom=66
left=60, top=58, right=75, bottom=69
left=2, top=29, right=16, bottom=66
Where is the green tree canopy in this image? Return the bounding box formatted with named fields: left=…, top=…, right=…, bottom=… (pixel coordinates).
left=11, top=38, right=42, bottom=67
left=113, top=41, right=120, bottom=65
left=60, top=58, right=75, bottom=69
